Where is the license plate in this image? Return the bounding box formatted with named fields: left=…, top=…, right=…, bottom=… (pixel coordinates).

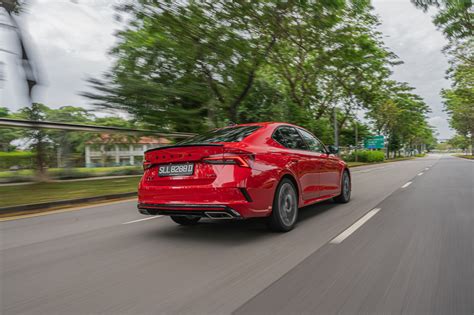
left=158, top=163, right=194, bottom=177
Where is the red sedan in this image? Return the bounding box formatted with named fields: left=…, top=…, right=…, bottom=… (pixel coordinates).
left=138, top=122, right=351, bottom=231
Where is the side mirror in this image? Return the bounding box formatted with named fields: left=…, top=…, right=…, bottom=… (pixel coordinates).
left=327, top=145, right=339, bottom=154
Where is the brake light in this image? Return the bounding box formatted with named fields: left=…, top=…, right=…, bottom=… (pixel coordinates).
left=143, top=160, right=152, bottom=170
left=202, top=155, right=250, bottom=168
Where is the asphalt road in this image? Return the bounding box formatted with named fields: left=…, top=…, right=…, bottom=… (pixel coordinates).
left=1, top=155, right=472, bottom=314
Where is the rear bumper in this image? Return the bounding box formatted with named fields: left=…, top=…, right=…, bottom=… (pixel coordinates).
left=138, top=184, right=272, bottom=218
left=137, top=203, right=243, bottom=219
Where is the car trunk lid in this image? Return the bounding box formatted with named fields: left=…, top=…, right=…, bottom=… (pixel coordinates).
left=144, top=144, right=224, bottom=165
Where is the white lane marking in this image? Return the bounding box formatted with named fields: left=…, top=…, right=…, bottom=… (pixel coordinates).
left=401, top=182, right=412, bottom=188
left=122, top=216, right=163, bottom=224
left=417, top=172, right=424, bottom=176
left=425, top=167, right=429, bottom=171
left=330, top=208, right=381, bottom=244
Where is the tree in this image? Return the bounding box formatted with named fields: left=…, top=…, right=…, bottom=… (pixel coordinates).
left=268, top=0, right=397, bottom=126
left=443, top=89, right=474, bottom=154
left=367, top=81, right=434, bottom=157
left=448, top=134, right=471, bottom=152
left=82, top=0, right=435, bottom=154
left=413, top=0, right=473, bottom=154
left=14, top=103, right=52, bottom=180
left=442, top=41, right=474, bottom=154
left=84, top=1, right=285, bottom=131
left=0, top=107, right=21, bottom=151
left=412, top=0, right=473, bottom=40
left=45, top=106, right=94, bottom=167
left=339, top=120, right=372, bottom=147
left=0, top=0, right=23, bottom=14
left=84, top=1, right=401, bottom=135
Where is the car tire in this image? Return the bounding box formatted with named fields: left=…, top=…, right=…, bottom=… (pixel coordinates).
left=334, top=170, right=351, bottom=203
left=170, top=216, right=201, bottom=225
left=268, top=178, right=298, bottom=232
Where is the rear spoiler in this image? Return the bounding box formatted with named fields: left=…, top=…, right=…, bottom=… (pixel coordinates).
left=144, top=143, right=223, bottom=154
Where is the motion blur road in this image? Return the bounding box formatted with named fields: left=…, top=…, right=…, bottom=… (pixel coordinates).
left=1, top=155, right=473, bottom=314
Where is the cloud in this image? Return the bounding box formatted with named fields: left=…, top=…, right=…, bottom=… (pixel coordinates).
left=373, top=0, right=454, bottom=139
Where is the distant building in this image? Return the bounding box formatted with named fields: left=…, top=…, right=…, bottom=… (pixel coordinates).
left=85, top=134, right=172, bottom=167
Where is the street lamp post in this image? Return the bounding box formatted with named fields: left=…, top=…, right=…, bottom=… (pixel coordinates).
left=354, top=121, right=358, bottom=162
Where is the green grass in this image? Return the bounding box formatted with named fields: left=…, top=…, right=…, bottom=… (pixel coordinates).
left=454, top=154, right=474, bottom=160
left=0, top=177, right=140, bottom=208
left=346, top=156, right=420, bottom=168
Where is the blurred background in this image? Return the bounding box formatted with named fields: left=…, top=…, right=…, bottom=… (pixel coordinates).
left=0, top=0, right=472, bottom=210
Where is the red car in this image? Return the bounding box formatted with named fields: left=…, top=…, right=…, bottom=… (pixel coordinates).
left=138, top=122, right=351, bottom=231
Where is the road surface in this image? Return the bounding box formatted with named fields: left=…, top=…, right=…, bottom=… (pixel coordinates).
left=1, top=155, right=472, bottom=314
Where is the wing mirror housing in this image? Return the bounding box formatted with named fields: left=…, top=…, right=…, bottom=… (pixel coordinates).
left=327, top=145, right=339, bottom=155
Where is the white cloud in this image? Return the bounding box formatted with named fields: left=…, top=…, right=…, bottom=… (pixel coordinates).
left=373, top=0, right=454, bottom=139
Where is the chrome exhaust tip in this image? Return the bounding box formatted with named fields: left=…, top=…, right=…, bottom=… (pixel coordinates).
left=205, top=211, right=234, bottom=219
left=138, top=208, right=152, bottom=215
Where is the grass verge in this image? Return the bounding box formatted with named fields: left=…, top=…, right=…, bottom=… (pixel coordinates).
left=346, top=156, right=417, bottom=168
left=454, top=154, right=474, bottom=160
left=0, top=177, right=140, bottom=208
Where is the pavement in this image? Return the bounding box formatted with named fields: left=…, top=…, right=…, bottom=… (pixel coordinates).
left=0, top=154, right=472, bottom=314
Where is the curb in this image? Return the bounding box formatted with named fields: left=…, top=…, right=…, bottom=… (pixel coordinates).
left=347, top=156, right=419, bottom=168
left=0, top=192, right=137, bottom=215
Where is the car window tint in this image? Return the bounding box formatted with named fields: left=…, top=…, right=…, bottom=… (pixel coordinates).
left=298, top=128, right=326, bottom=153
left=178, top=126, right=260, bottom=144
left=273, top=126, right=307, bottom=150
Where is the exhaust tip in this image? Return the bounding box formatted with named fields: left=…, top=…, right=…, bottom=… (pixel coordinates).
left=205, top=212, right=234, bottom=219
left=138, top=208, right=152, bottom=215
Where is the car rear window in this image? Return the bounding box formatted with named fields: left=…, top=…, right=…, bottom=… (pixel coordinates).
left=272, top=126, right=307, bottom=150
left=178, top=126, right=261, bottom=144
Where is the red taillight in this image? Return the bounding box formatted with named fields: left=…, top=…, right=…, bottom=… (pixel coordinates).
left=202, top=155, right=250, bottom=168
left=143, top=161, right=152, bottom=170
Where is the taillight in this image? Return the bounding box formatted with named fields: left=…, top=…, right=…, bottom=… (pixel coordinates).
left=202, top=148, right=254, bottom=168
left=202, top=154, right=250, bottom=168
left=143, top=160, right=152, bottom=170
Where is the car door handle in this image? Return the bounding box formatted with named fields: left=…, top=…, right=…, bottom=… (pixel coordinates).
left=291, top=159, right=299, bottom=163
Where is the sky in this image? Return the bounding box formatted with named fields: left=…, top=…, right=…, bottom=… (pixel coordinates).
left=0, top=0, right=454, bottom=139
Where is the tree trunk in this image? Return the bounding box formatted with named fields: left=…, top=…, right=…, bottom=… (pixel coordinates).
left=471, top=134, right=474, bottom=156
left=228, top=35, right=277, bottom=123
left=34, top=131, right=48, bottom=182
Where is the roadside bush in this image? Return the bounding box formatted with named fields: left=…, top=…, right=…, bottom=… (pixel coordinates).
left=0, top=166, right=143, bottom=183
left=345, top=150, right=385, bottom=163
left=0, top=151, right=35, bottom=170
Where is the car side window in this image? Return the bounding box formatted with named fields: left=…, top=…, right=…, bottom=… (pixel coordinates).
left=298, top=128, right=326, bottom=153
left=273, top=127, right=307, bottom=150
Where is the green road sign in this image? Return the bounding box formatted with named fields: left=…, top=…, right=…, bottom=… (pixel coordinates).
left=364, top=135, right=384, bottom=149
